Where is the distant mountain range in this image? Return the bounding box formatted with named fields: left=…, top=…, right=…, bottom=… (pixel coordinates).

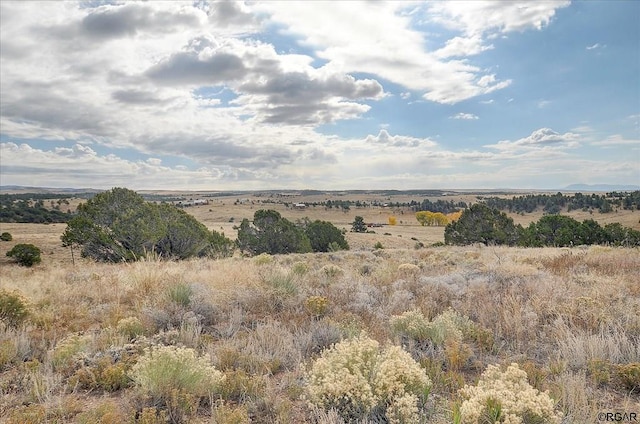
left=561, top=184, right=640, bottom=192
left=0, top=185, right=101, bottom=193
left=1, top=184, right=638, bottom=194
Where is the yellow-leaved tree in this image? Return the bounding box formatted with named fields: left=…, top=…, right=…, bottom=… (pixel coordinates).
left=416, top=211, right=449, bottom=226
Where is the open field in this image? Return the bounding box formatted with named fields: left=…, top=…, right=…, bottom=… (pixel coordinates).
left=1, top=192, right=639, bottom=423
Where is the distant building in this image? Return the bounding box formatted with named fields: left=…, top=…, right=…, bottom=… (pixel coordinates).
left=294, top=203, right=307, bottom=209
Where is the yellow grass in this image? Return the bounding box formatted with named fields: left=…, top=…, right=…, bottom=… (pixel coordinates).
left=1, top=236, right=639, bottom=422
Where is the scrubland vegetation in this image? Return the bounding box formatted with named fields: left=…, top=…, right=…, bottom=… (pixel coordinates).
left=1, top=243, right=639, bottom=423
left=1, top=189, right=639, bottom=422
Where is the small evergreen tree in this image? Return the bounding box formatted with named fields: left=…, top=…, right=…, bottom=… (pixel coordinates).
left=6, top=243, right=41, bottom=267
left=351, top=216, right=367, bottom=233
left=236, top=210, right=312, bottom=255
left=521, top=215, right=583, bottom=247
left=303, top=220, right=349, bottom=252
left=444, top=204, right=521, bottom=246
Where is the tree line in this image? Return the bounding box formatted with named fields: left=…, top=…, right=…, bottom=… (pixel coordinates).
left=0, top=196, right=73, bottom=223
left=445, top=204, right=640, bottom=247
left=479, top=191, right=640, bottom=215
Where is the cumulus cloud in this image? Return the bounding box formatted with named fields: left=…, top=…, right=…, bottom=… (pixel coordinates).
left=255, top=1, right=517, bottom=105
left=364, top=130, right=437, bottom=148
left=146, top=51, right=248, bottom=86
left=485, top=128, right=580, bottom=151
left=79, top=3, right=203, bottom=40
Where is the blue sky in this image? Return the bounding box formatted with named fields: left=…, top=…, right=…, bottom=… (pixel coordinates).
left=0, top=1, right=638, bottom=190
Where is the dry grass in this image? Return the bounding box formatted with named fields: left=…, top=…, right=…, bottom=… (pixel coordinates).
left=1, top=218, right=640, bottom=422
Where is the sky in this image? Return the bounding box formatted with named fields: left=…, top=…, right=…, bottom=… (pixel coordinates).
left=0, top=0, right=638, bottom=191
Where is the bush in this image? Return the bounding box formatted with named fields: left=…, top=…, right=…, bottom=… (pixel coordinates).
left=116, top=316, right=145, bottom=340
left=445, top=204, right=521, bottom=246
left=70, top=356, right=132, bottom=393
left=458, top=363, right=562, bottom=423
left=50, top=333, right=93, bottom=374
left=305, top=335, right=431, bottom=423
left=236, top=210, right=311, bottom=255
left=351, top=216, right=367, bottom=233
left=304, top=296, right=329, bottom=318
left=61, top=188, right=233, bottom=262
left=6, top=243, right=41, bottom=267
left=391, top=308, right=472, bottom=347
left=0, top=290, right=29, bottom=329
left=615, top=362, right=640, bottom=391
left=390, top=309, right=431, bottom=343
left=303, top=219, right=349, bottom=252
left=0, top=232, right=12, bottom=241
left=129, top=345, right=224, bottom=423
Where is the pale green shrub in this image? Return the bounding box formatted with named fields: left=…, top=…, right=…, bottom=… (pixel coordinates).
left=130, top=345, right=224, bottom=422
left=429, top=308, right=472, bottom=346
left=458, top=363, right=562, bottom=424
left=390, top=309, right=431, bottom=342
left=130, top=345, right=224, bottom=399
left=254, top=253, right=273, bottom=265
left=391, top=308, right=474, bottom=346
left=0, top=290, right=29, bottom=329
left=291, top=261, right=309, bottom=275
left=167, top=282, right=193, bottom=307
left=320, top=264, right=344, bottom=278
left=117, top=316, right=145, bottom=340
left=50, top=333, right=93, bottom=373
left=305, top=335, right=431, bottom=423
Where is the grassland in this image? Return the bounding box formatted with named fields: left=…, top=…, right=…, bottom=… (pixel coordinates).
left=1, top=192, right=639, bottom=423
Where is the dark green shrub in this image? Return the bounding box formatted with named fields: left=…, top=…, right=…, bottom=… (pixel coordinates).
left=6, top=243, right=41, bottom=267
left=303, top=220, right=349, bottom=252
left=0, top=232, right=12, bottom=241
left=445, top=204, right=521, bottom=246
left=236, top=210, right=311, bottom=255
left=61, top=188, right=233, bottom=262
left=351, top=216, right=367, bottom=233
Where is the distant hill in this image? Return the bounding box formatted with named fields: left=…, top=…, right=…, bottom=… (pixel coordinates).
left=0, top=186, right=101, bottom=194
left=563, top=184, right=640, bottom=192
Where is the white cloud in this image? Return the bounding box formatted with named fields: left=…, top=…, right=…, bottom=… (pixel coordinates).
left=451, top=113, right=479, bottom=120
left=590, top=135, right=640, bottom=147
left=364, top=130, right=438, bottom=148
left=434, top=35, right=493, bottom=58
left=255, top=1, right=513, bottom=104
left=485, top=128, right=580, bottom=151
left=428, top=1, right=571, bottom=37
